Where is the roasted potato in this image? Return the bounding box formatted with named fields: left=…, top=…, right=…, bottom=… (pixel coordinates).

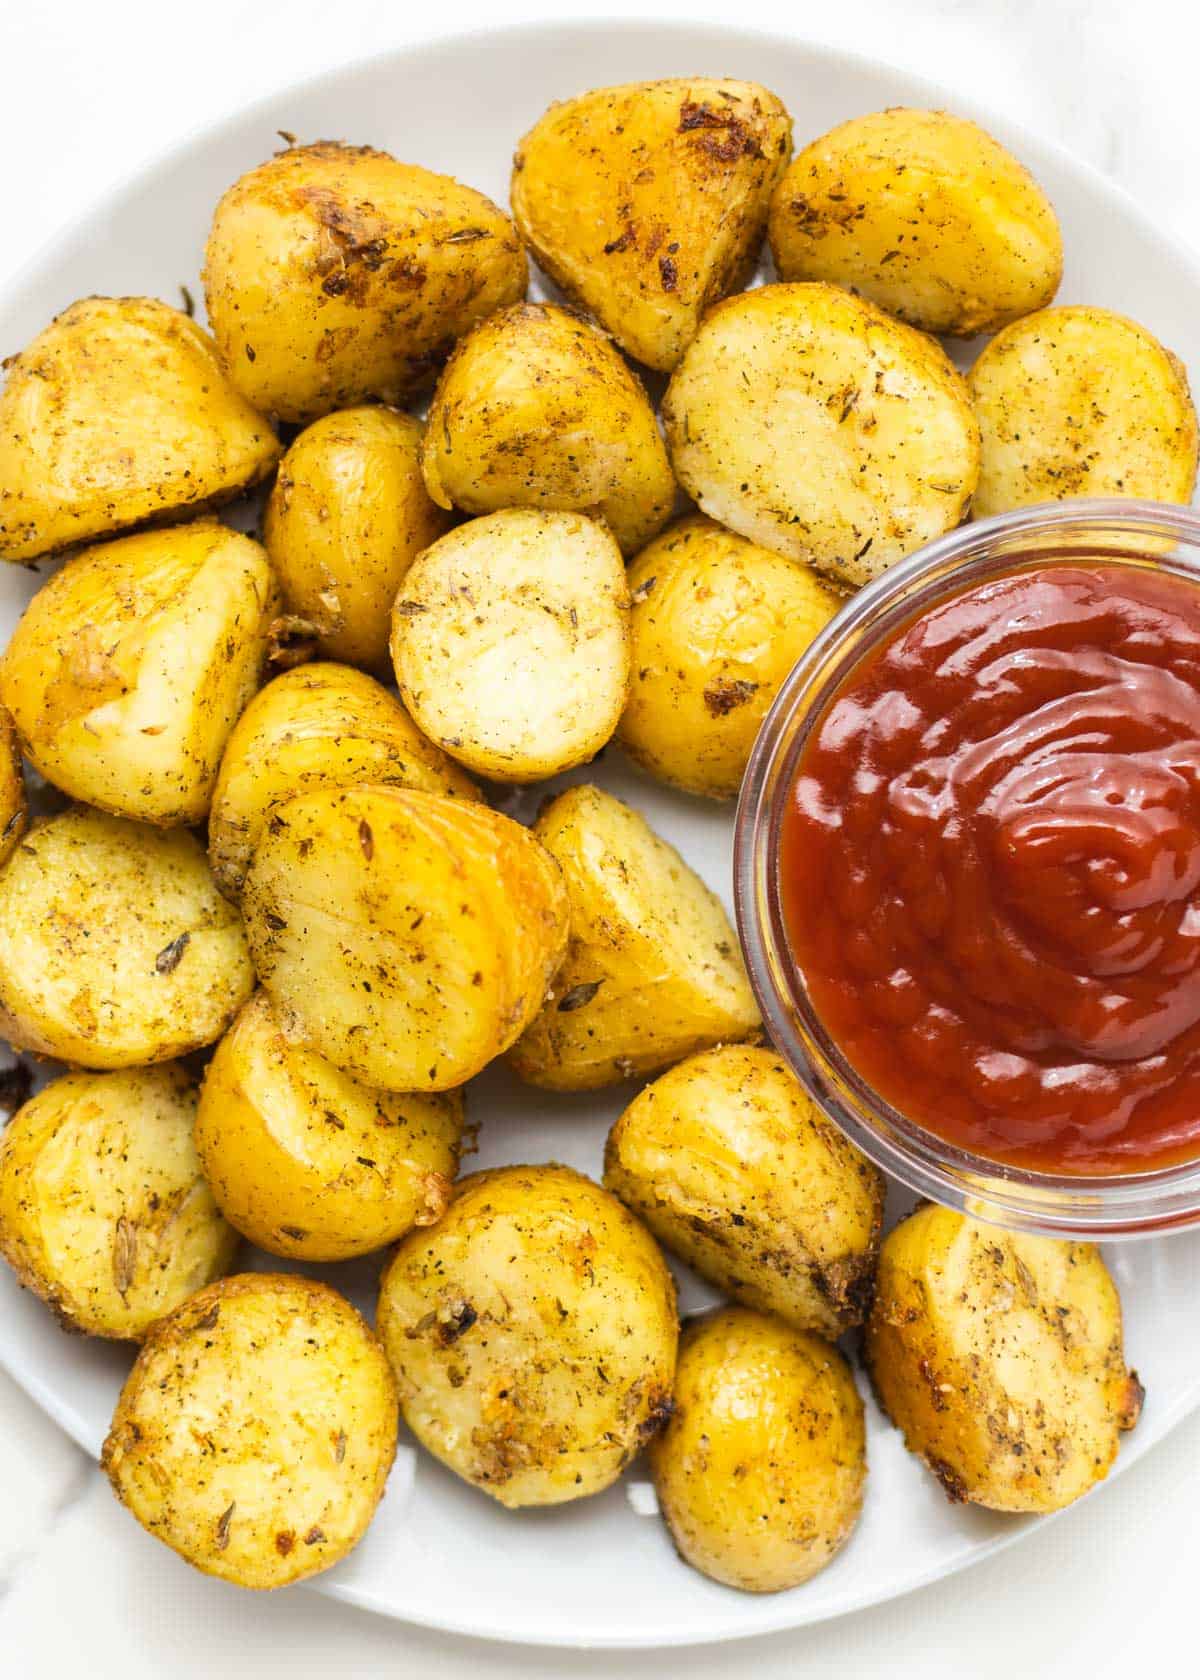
left=605, top=1045, right=885, bottom=1337
left=390, top=510, right=630, bottom=782
left=0, top=705, right=27, bottom=867
left=511, top=78, right=791, bottom=372
left=207, top=662, right=477, bottom=900
left=0, top=522, right=278, bottom=827
left=243, top=785, right=567, bottom=1092
left=509, top=785, right=759, bottom=1089
left=197, top=990, right=463, bottom=1261
left=968, top=305, right=1199, bottom=516
left=204, top=142, right=527, bottom=423
left=102, top=1273, right=397, bottom=1588
left=0, top=807, right=253, bottom=1068
left=618, top=517, right=842, bottom=799
left=865, top=1205, right=1143, bottom=1513
left=420, top=302, right=675, bottom=553
left=663, top=282, right=979, bottom=588
left=650, top=1307, right=866, bottom=1592
left=0, top=1065, right=236, bottom=1340
left=769, top=108, right=1063, bottom=337
left=0, top=297, right=279, bottom=564
left=377, top=1164, right=678, bottom=1507
left=263, top=405, right=451, bottom=672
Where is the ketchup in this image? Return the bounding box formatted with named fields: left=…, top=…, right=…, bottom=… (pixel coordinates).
left=779, top=564, right=1200, bottom=1174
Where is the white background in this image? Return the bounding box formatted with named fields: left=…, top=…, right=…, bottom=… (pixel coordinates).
left=2, top=1, right=1198, bottom=1674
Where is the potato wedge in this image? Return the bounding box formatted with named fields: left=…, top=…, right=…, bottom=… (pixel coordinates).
left=969, top=305, right=1199, bottom=516
left=511, top=78, right=791, bottom=371
left=0, top=807, right=253, bottom=1068
left=663, top=282, right=980, bottom=587
left=0, top=522, right=278, bottom=827
left=865, top=1205, right=1143, bottom=1513
left=0, top=1065, right=236, bottom=1340
left=263, top=405, right=451, bottom=672
left=650, top=1307, right=866, bottom=1592
left=618, top=516, right=842, bottom=798
left=390, top=510, right=630, bottom=782
left=243, top=785, right=567, bottom=1092
left=605, top=1045, right=884, bottom=1336
left=509, top=785, right=759, bottom=1089
left=0, top=297, right=279, bottom=564
left=102, top=1273, right=397, bottom=1587
left=377, top=1164, right=677, bottom=1507
left=208, top=662, right=477, bottom=900
left=769, top=108, right=1063, bottom=337
left=0, top=705, right=27, bottom=867
left=420, top=302, right=676, bottom=553
left=204, top=142, right=527, bottom=422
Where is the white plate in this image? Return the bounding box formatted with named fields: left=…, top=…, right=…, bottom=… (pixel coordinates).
left=2, top=16, right=1200, bottom=1651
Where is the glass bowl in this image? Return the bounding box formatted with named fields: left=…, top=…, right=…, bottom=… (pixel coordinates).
left=734, top=498, right=1200, bottom=1240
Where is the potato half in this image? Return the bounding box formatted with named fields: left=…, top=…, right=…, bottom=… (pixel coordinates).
left=102, top=1273, right=398, bottom=1588
left=197, top=990, right=463, bottom=1261
left=618, top=516, right=842, bottom=798
left=968, top=305, right=1199, bottom=516
left=204, top=142, right=527, bottom=423
left=605, top=1045, right=885, bottom=1337
left=769, top=108, right=1063, bottom=337
left=663, top=281, right=980, bottom=588
left=420, top=302, right=676, bottom=554
left=512, top=78, right=792, bottom=371
left=243, top=785, right=567, bottom=1091
left=390, top=510, right=630, bottom=783
left=263, top=405, right=451, bottom=672
left=509, top=785, right=760, bottom=1089
left=0, top=297, right=279, bottom=564
left=865, top=1205, right=1143, bottom=1513
left=208, top=662, right=477, bottom=900
left=0, top=808, right=253, bottom=1068
left=0, top=705, right=27, bottom=868
left=650, top=1307, right=866, bottom=1593
left=0, top=522, right=278, bottom=827
left=377, top=1164, right=678, bottom=1507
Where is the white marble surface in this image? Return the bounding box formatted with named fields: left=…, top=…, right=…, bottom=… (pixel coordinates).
left=2, top=1, right=1199, bottom=1673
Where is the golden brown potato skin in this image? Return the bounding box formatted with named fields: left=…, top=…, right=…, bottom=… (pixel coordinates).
left=204, top=142, right=527, bottom=422
left=103, top=1273, right=397, bottom=1588
left=263, top=405, right=451, bottom=672
left=207, top=662, right=477, bottom=900
left=243, top=785, right=568, bottom=1092
left=769, top=108, right=1063, bottom=337
left=968, top=305, right=1199, bottom=516
left=663, top=282, right=980, bottom=588
left=511, top=79, right=791, bottom=371
left=0, top=706, right=27, bottom=868
left=420, top=302, right=676, bottom=553
left=650, top=1308, right=866, bottom=1593
left=0, top=298, right=279, bottom=563
left=377, top=1164, right=678, bottom=1507
left=197, top=990, right=463, bottom=1261
left=0, top=1065, right=236, bottom=1340
left=509, top=785, right=760, bottom=1089
left=618, top=517, right=842, bottom=799
left=0, top=808, right=253, bottom=1068
left=865, top=1205, right=1143, bottom=1513
left=1, top=522, right=278, bottom=827
left=605, top=1046, right=885, bottom=1337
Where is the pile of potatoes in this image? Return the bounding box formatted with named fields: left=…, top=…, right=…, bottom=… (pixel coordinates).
left=0, top=75, right=1158, bottom=1597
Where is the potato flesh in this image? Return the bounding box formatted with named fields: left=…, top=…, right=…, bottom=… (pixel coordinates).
left=0, top=522, right=278, bottom=827
left=377, top=1164, right=678, bottom=1507
left=0, top=808, right=253, bottom=1068
left=605, top=1045, right=884, bottom=1336
left=391, top=509, right=631, bottom=782
left=663, top=281, right=980, bottom=588
left=650, top=1307, right=866, bottom=1592
left=0, top=297, right=280, bottom=563
left=0, top=705, right=27, bottom=867
left=102, top=1273, right=398, bottom=1588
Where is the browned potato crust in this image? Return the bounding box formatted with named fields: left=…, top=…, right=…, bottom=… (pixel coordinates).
left=0, top=705, right=27, bottom=868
